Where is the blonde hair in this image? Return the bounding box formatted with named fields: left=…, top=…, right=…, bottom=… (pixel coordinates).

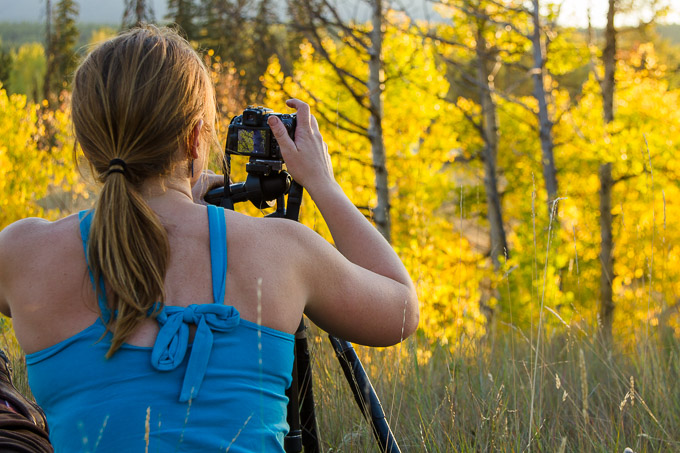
left=72, top=25, right=218, bottom=357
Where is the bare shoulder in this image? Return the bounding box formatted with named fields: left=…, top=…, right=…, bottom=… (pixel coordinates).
left=225, top=209, right=325, bottom=248
left=0, top=217, right=50, bottom=259
left=0, top=214, right=83, bottom=282
left=0, top=214, right=80, bottom=257
left=223, top=210, right=335, bottom=282
left=0, top=214, right=82, bottom=316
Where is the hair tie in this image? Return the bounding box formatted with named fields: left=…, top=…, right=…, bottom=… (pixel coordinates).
left=107, top=158, right=127, bottom=176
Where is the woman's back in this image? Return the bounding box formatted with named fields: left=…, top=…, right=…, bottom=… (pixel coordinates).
left=22, top=206, right=294, bottom=452
left=4, top=200, right=308, bottom=355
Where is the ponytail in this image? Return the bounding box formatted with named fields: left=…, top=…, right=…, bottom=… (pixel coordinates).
left=88, top=169, right=169, bottom=358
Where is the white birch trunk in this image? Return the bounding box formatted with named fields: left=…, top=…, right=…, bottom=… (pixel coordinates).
left=368, top=0, right=391, bottom=242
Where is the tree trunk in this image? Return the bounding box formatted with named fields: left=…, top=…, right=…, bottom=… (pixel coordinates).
left=531, top=0, right=558, bottom=212
left=599, top=0, right=616, bottom=344
left=602, top=0, right=616, bottom=123
left=136, top=0, right=147, bottom=25
left=599, top=162, right=614, bottom=344
left=476, top=30, right=508, bottom=269
left=287, top=0, right=390, bottom=240
left=368, top=0, right=391, bottom=242
left=43, top=0, right=54, bottom=103
left=122, top=0, right=153, bottom=29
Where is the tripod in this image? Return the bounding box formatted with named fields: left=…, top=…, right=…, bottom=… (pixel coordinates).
left=205, top=171, right=401, bottom=453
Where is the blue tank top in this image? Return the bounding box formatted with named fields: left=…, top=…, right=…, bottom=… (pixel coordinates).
left=26, top=205, right=295, bottom=452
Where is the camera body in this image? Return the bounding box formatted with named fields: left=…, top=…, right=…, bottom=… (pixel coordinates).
left=204, top=105, right=297, bottom=210
left=226, top=106, right=296, bottom=174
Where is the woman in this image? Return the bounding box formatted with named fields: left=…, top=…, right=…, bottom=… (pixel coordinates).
left=0, top=26, right=418, bottom=451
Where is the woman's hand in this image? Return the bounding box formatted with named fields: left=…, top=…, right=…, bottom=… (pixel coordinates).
left=267, top=99, right=335, bottom=194
left=191, top=170, right=226, bottom=205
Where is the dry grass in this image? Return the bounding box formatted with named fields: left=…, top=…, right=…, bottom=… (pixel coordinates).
left=303, top=322, right=680, bottom=453
left=1, top=315, right=679, bottom=452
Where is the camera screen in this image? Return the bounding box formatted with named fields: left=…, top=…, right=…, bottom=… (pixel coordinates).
left=238, top=129, right=267, bottom=156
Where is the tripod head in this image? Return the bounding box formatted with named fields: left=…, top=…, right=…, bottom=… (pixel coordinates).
left=204, top=166, right=303, bottom=221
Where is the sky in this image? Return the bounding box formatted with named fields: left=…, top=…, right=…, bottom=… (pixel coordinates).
left=0, top=0, right=167, bottom=23
left=0, top=0, right=678, bottom=28
left=559, top=0, right=680, bottom=28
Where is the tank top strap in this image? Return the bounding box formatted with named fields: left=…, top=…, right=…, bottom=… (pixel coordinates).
left=77, top=210, right=113, bottom=323
left=207, top=205, right=227, bottom=305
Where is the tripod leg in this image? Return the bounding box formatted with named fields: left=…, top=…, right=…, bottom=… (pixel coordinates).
left=296, top=320, right=320, bottom=452
left=284, top=342, right=302, bottom=453
left=285, top=319, right=320, bottom=453
left=329, top=336, right=402, bottom=453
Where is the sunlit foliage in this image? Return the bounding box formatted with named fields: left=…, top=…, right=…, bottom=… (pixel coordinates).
left=256, top=13, right=680, bottom=349
left=1, top=8, right=679, bottom=353
left=0, top=85, right=83, bottom=228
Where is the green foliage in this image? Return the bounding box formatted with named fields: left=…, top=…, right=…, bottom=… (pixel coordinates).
left=122, top=0, right=155, bottom=29
left=0, top=22, right=115, bottom=50
left=195, top=0, right=292, bottom=103
left=0, top=22, right=45, bottom=48
left=47, top=0, right=80, bottom=96
left=198, top=0, right=256, bottom=94
left=0, top=39, right=12, bottom=88
left=166, top=0, right=198, bottom=40
left=7, top=43, right=45, bottom=102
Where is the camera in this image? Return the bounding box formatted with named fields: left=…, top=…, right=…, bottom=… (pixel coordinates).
left=205, top=106, right=299, bottom=211
left=226, top=106, right=296, bottom=175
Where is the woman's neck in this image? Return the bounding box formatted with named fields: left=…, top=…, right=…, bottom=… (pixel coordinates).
left=139, top=175, right=194, bottom=208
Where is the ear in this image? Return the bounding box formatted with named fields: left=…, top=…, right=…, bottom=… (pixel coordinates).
left=189, top=119, right=204, bottom=160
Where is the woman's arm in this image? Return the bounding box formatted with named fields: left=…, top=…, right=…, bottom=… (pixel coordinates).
left=268, top=99, right=419, bottom=345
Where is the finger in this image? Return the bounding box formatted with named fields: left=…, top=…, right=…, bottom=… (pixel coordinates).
left=285, top=99, right=311, bottom=129
left=310, top=113, right=320, bottom=132
left=268, top=116, right=296, bottom=153
left=205, top=173, right=224, bottom=189
left=197, top=170, right=218, bottom=183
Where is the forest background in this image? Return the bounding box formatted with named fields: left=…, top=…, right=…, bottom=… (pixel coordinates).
left=1, top=0, right=680, bottom=451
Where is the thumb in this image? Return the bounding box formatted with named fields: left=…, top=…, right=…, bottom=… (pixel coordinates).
left=268, top=116, right=296, bottom=162
left=268, top=116, right=293, bottom=145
